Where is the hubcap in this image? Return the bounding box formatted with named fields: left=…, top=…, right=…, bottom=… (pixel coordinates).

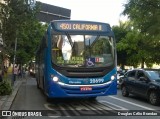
left=150, top=92, right=156, bottom=104
left=122, top=87, right=126, bottom=95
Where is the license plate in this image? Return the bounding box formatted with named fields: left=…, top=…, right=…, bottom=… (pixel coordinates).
left=80, top=86, right=92, bottom=91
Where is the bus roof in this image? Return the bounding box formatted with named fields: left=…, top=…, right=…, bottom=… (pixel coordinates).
left=50, top=20, right=113, bottom=35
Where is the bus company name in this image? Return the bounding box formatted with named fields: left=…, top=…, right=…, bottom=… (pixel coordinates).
left=68, top=78, right=104, bottom=84
left=69, top=80, right=81, bottom=84
left=59, top=23, right=102, bottom=31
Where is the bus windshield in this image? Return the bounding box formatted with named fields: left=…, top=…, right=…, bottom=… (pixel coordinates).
left=51, top=34, right=114, bottom=68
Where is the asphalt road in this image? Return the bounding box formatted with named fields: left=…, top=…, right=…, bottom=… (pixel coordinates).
left=8, top=77, right=160, bottom=119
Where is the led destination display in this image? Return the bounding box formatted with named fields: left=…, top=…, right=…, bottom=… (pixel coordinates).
left=52, top=21, right=109, bottom=32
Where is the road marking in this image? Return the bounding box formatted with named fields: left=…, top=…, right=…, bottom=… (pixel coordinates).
left=109, top=96, right=156, bottom=110
left=44, top=103, right=61, bottom=118
left=73, top=101, right=103, bottom=114
left=80, top=101, right=118, bottom=114
left=99, top=100, right=128, bottom=110
left=44, top=101, right=122, bottom=116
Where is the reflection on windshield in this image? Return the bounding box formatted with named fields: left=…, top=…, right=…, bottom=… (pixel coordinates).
left=61, top=36, right=72, bottom=61
left=51, top=34, right=114, bottom=68
left=147, top=71, right=160, bottom=80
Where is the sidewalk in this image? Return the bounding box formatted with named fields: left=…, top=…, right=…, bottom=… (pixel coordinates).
left=0, top=79, right=23, bottom=110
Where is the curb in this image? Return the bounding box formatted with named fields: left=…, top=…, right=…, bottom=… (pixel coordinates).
left=0, top=80, right=23, bottom=110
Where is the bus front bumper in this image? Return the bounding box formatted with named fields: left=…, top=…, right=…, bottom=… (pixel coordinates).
left=47, top=80, right=117, bottom=98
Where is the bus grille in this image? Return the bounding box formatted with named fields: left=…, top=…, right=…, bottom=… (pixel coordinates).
left=59, top=69, right=106, bottom=78
left=60, top=84, right=109, bottom=95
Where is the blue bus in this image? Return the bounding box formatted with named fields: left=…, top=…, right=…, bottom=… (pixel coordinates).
left=36, top=20, right=117, bottom=100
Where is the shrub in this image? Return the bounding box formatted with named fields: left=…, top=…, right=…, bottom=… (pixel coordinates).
left=0, top=80, right=12, bottom=96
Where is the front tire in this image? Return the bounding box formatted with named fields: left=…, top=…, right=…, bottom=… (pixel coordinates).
left=121, top=86, right=129, bottom=97
left=148, top=91, right=160, bottom=105
left=88, top=97, right=97, bottom=101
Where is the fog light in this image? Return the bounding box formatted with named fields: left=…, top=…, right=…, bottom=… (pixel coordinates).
left=53, top=76, right=59, bottom=82
left=111, top=75, right=115, bottom=81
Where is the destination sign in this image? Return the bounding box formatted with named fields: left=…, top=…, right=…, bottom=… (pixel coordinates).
left=53, top=21, right=109, bottom=32
left=59, top=23, right=102, bottom=31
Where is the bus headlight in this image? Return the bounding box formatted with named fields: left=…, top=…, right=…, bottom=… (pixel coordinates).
left=52, top=76, right=59, bottom=82
left=111, top=75, right=115, bottom=81
left=51, top=75, right=59, bottom=82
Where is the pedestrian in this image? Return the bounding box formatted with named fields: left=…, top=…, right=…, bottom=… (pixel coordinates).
left=13, top=65, right=18, bottom=81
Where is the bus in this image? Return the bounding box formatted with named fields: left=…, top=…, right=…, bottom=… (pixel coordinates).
left=36, top=20, right=117, bottom=100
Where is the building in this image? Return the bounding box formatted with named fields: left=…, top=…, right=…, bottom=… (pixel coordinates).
left=36, top=1, right=71, bottom=23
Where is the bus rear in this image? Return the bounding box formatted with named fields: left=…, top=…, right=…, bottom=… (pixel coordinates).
left=37, top=20, right=117, bottom=99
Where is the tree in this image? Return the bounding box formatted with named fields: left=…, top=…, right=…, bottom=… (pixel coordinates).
left=117, top=29, right=149, bottom=68
left=112, top=21, right=132, bottom=69
left=112, top=21, right=156, bottom=68
left=123, top=0, right=160, bottom=65
left=0, top=0, right=47, bottom=65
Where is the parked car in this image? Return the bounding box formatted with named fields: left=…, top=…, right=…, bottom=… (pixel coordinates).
left=120, top=69, right=160, bottom=105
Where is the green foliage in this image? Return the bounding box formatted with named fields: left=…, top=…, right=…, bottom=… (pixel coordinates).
left=0, top=0, right=47, bottom=65
left=112, top=21, right=132, bottom=68
left=0, top=80, right=12, bottom=96
left=123, top=0, right=160, bottom=36
left=112, top=0, right=160, bottom=68
left=112, top=20, right=159, bottom=68
left=123, top=0, right=160, bottom=65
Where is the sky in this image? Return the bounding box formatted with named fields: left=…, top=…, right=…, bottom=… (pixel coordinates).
left=37, top=0, right=128, bottom=26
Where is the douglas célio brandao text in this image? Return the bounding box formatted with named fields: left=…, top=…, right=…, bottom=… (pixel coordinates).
left=117, top=111, right=158, bottom=116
